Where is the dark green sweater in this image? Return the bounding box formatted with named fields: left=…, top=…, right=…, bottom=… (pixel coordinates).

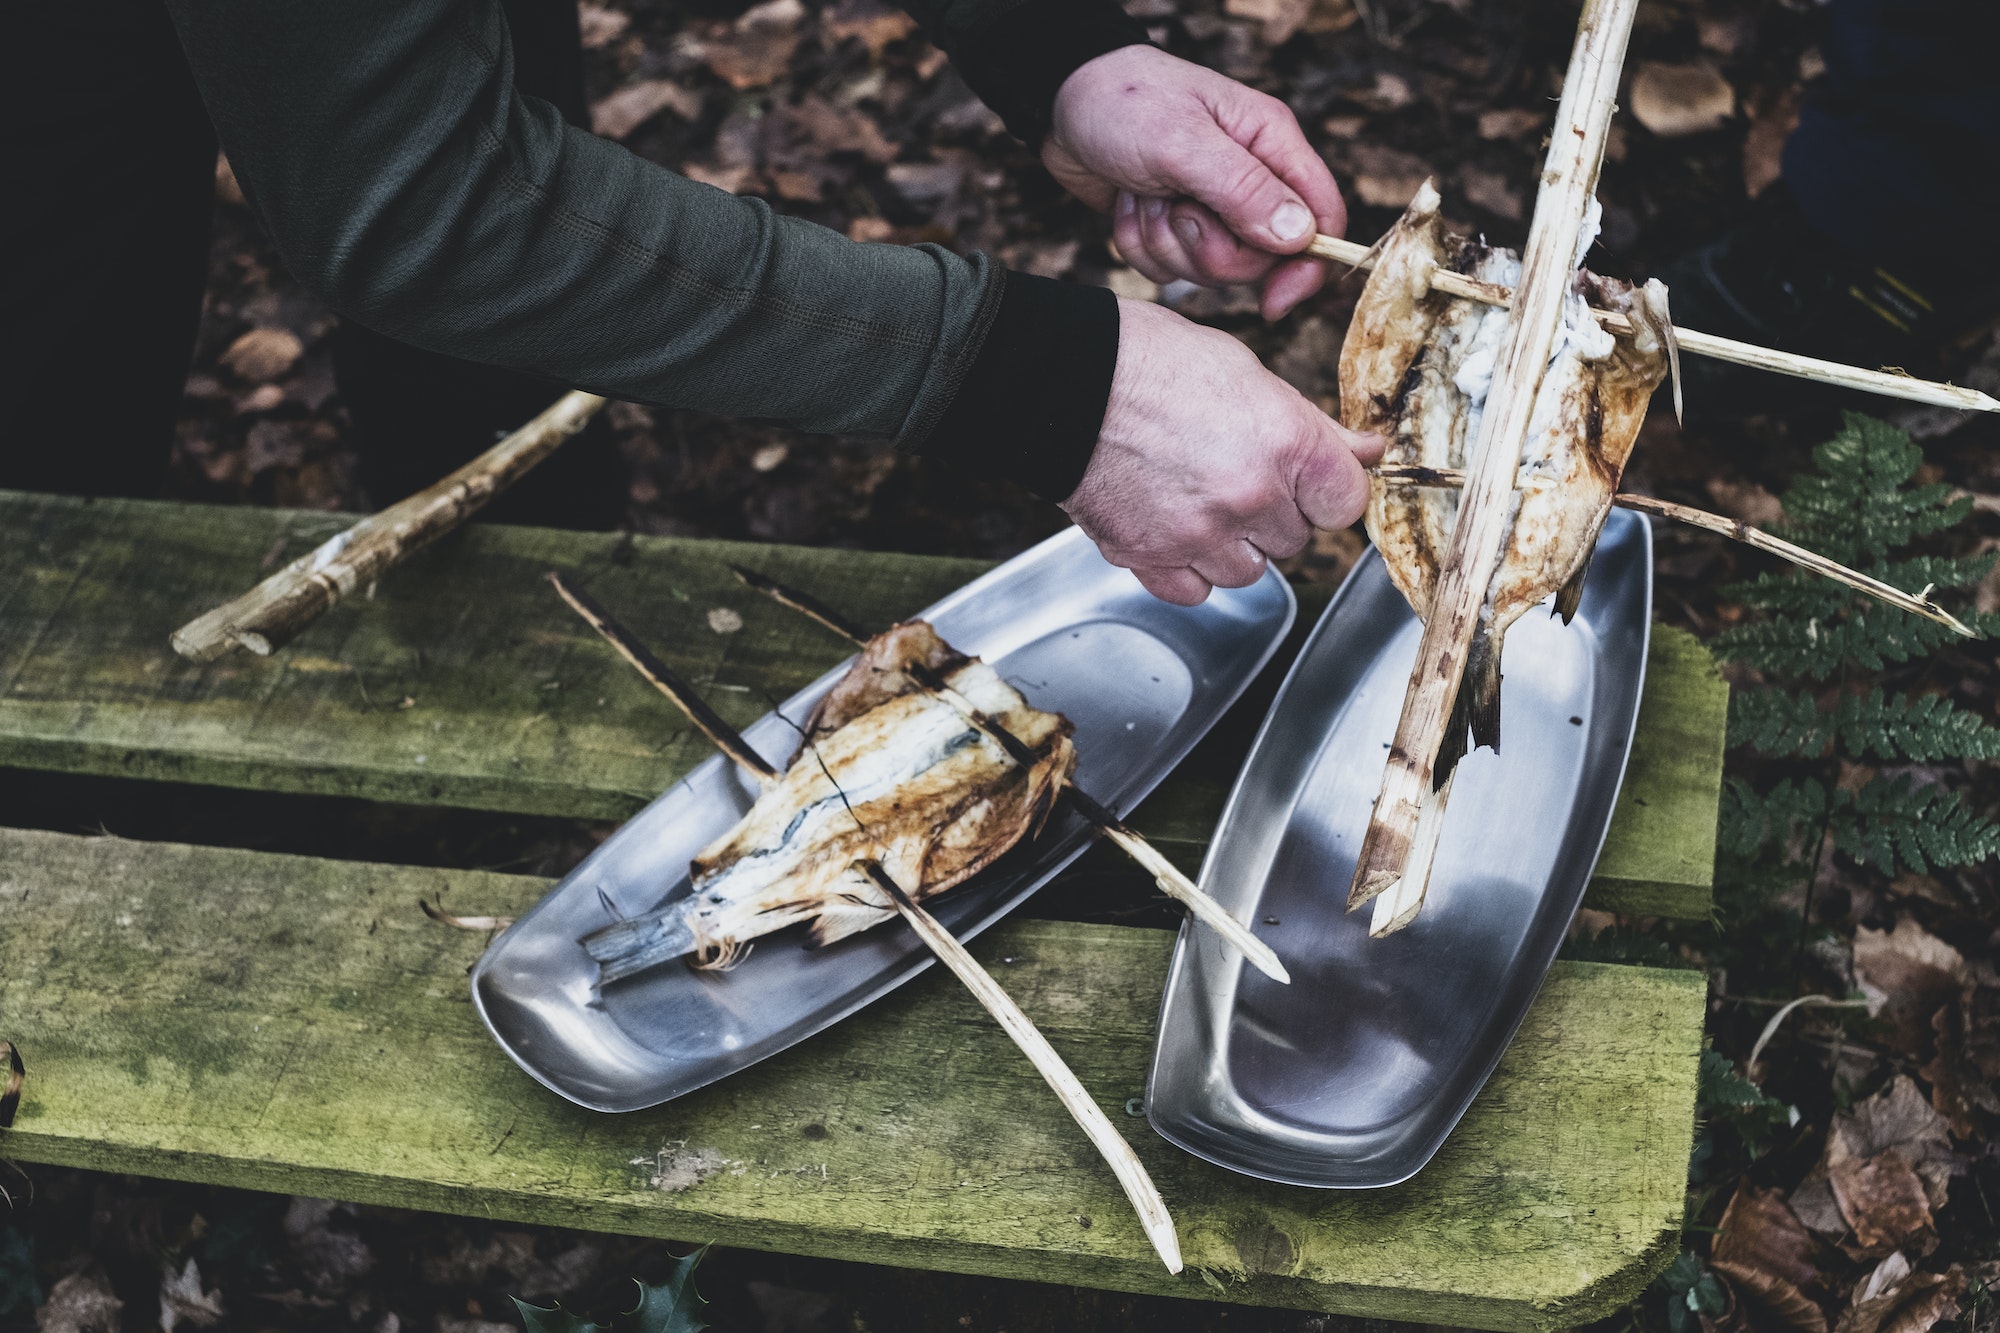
left=161, top=0, right=1148, bottom=498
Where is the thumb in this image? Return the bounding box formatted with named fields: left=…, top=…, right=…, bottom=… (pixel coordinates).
left=1176, top=132, right=1319, bottom=254
left=1292, top=416, right=1380, bottom=531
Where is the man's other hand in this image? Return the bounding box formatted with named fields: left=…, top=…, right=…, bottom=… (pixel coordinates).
left=1064, top=299, right=1382, bottom=606
left=1045, top=45, right=1346, bottom=322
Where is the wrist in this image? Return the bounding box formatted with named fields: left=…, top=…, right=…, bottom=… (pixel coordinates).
left=918, top=273, right=1120, bottom=502
left=948, top=0, right=1151, bottom=149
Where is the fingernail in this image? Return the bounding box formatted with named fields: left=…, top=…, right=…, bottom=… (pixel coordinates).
left=1144, top=197, right=1167, bottom=222
left=1115, top=192, right=1135, bottom=220
left=1173, top=216, right=1201, bottom=248
left=1271, top=201, right=1312, bottom=241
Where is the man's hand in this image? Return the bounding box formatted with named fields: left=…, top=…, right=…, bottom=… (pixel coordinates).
left=1064, top=299, right=1382, bottom=605
left=1045, top=45, right=1345, bottom=322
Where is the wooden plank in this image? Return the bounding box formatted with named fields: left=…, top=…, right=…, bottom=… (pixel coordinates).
left=0, top=491, right=1717, bottom=917
left=0, top=827, right=1702, bottom=1330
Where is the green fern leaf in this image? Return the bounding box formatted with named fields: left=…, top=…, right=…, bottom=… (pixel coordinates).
left=1779, top=414, right=1967, bottom=563
left=513, top=1248, right=709, bottom=1333
left=1829, top=778, right=2000, bottom=875
left=1834, top=689, right=2000, bottom=761
left=1712, top=604, right=1967, bottom=680
left=1719, top=776, right=1827, bottom=858
left=1728, top=688, right=1831, bottom=757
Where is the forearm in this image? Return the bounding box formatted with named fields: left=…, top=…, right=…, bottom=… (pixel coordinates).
left=163, top=0, right=991, bottom=442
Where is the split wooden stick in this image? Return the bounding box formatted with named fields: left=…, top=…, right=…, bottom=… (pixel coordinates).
left=854, top=858, right=1183, bottom=1275
left=542, top=576, right=1181, bottom=1272
left=173, top=390, right=606, bottom=662
left=1371, top=466, right=1978, bottom=636
left=547, top=572, right=780, bottom=783
left=729, top=566, right=1291, bottom=983
left=1349, top=0, right=1643, bottom=913
left=1306, top=235, right=1999, bottom=416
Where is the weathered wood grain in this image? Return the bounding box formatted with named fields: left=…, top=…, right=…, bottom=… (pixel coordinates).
left=0, top=491, right=1719, bottom=916
left=0, top=827, right=1703, bottom=1329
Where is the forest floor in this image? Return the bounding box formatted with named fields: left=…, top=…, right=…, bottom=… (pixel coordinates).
left=7, top=0, right=2000, bottom=1330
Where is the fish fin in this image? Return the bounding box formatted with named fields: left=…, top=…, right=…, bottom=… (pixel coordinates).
left=1553, top=549, right=1593, bottom=624
left=1436, top=628, right=1504, bottom=788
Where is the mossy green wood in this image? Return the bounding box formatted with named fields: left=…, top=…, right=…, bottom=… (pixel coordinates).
left=0, top=826, right=1701, bottom=1329
left=0, top=491, right=1720, bottom=916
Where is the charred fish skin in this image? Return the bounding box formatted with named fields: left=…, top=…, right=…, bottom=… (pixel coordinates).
left=579, top=621, right=1075, bottom=985
left=1342, top=183, right=1669, bottom=775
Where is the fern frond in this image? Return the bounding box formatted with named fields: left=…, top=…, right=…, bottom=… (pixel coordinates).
left=1719, top=775, right=1826, bottom=858
left=1835, top=689, right=2000, bottom=761
left=1780, top=414, right=1968, bottom=564
left=1828, top=777, right=2000, bottom=875
left=1723, top=569, right=1851, bottom=619
left=1870, top=551, right=1998, bottom=594
left=1729, top=686, right=2000, bottom=761
left=1729, top=688, right=1831, bottom=757
left=1712, top=604, right=1967, bottom=680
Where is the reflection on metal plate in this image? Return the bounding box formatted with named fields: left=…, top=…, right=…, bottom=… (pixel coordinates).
left=474, top=526, right=1295, bottom=1112
left=1146, top=509, right=1652, bottom=1187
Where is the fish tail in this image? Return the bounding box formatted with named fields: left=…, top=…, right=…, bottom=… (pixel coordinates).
left=1436, top=629, right=1503, bottom=788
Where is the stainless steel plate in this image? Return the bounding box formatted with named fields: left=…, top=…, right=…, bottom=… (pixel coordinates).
left=1145, top=509, right=1652, bottom=1187
left=474, top=526, right=1296, bottom=1112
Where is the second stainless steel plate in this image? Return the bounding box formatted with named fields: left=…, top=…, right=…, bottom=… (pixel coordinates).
left=474, top=526, right=1295, bottom=1112
left=1146, top=509, right=1653, bottom=1187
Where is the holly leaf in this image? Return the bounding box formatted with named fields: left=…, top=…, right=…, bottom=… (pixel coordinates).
left=512, top=1247, right=709, bottom=1333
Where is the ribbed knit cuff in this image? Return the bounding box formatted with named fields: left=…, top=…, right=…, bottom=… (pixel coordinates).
left=918, top=270, right=1118, bottom=503
left=949, top=0, right=1153, bottom=148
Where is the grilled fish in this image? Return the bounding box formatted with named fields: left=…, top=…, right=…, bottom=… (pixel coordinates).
left=1341, top=181, right=1670, bottom=777
left=582, top=621, right=1076, bottom=982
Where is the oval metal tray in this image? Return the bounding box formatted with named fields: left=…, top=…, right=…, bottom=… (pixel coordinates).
left=1145, top=508, right=1652, bottom=1187
left=473, top=526, right=1296, bottom=1112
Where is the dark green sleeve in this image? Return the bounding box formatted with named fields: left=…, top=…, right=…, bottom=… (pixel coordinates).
left=897, top=0, right=1153, bottom=146
left=162, top=0, right=996, bottom=445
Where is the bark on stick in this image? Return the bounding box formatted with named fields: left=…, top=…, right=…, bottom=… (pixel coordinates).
left=171, top=390, right=605, bottom=662
left=1348, top=0, right=1643, bottom=911
left=855, top=858, right=1184, bottom=1275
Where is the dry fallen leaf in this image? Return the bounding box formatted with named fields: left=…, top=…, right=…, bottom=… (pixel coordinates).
left=1743, top=87, right=1803, bottom=199
left=576, top=0, right=630, bottom=50
left=1105, top=268, right=1162, bottom=304
left=1711, top=1183, right=1827, bottom=1290
left=158, top=1258, right=226, bottom=1331
left=1854, top=918, right=1968, bottom=1055
left=702, top=0, right=805, bottom=90
left=822, top=0, right=918, bottom=56
left=1630, top=61, right=1737, bottom=137
left=34, top=1268, right=124, bottom=1333
left=1920, top=981, right=2000, bottom=1136
left=1829, top=1148, right=1935, bottom=1257
left=1713, top=1260, right=1829, bottom=1333
left=1835, top=1260, right=1964, bottom=1333
left=1476, top=108, right=1546, bottom=141
left=1458, top=165, right=1524, bottom=220
left=591, top=79, right=704, bottom=140
left=788, top=95, right=898, bottom=164
left=220, top=327, right=305, bottom=384
left=1346, top=145, right=1432, bottom=208
left=1225, top=0, right=1311, bottom=44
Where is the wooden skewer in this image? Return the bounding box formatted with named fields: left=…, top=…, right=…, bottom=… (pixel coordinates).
left=853, top=858, right=1183, bottom=1275
left=543, top=579, right=1181, bottom=1272
left=172, top=390, right=606, bottom=662
left=1370, top=466, right=1978, bottom=636
left=1349, top=0, right=1643, bottom=913
left=728, top=566, right=1291, bottom=984
left=546, top=572, right=780, bottom=783
left=1306, top=234, right=1999, bottom=416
